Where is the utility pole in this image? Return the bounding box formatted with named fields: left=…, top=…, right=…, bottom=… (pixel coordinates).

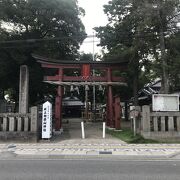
left=85, top=84, right=89, bottom=119
left=92, top=31, right=96, bottom=121
left=157, top=2, right=169, bottom=93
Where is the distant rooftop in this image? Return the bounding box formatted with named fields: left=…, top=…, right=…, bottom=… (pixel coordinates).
left=62, top=96, right=84, bottom=106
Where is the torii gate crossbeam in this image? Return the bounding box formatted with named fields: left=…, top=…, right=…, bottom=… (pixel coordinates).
left=33, top=54, right=128, bottom=131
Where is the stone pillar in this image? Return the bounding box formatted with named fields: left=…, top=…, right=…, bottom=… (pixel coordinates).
left=177, top=117, right=180, bottom=132
left=153, top=117, right=158, bottom=132
left=9, top=117, right=16, bottom=132
left=142, top=105, right=150, bottom=132
left=3, top=117, right=8, bottom=131
left=168, top=117, right=174, bottom=131
left=17, top=117, right=22, bottom=131
left=30, top=106, right=38, bottom=132
left=19, top=65, right=29, bottom=114
left=24, top=117, right=29, bottom=131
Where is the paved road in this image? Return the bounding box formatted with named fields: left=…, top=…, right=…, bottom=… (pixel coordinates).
left=0, top=159, right=180, bottom=180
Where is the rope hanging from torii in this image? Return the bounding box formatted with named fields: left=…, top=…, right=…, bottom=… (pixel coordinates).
left=44, top=81, right=127, bottom=86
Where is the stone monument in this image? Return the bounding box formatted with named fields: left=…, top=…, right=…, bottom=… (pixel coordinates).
left=19, top=65, right=29, bottom=113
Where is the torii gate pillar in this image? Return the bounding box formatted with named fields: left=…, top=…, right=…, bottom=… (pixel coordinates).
left=55, top=68, right=63, bottom=130
left=107, top=68, right=114, bottom=128
left=34, top=55, right=128, bottom=131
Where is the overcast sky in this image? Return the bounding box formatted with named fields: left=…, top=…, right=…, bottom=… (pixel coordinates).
left=78, top=0, right=109, bottom=54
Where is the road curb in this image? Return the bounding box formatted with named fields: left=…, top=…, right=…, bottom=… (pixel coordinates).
left=3, top=153, right=180, bottom=161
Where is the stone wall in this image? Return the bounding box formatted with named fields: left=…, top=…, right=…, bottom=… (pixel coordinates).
left=0, top=106, right=38, bottom=142
left=141, top=105, right=180, bottom=140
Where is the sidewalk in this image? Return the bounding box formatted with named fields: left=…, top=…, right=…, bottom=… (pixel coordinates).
left=0, top=119, right=180, bottom=159
left=1, top=142, right=180, bottom=159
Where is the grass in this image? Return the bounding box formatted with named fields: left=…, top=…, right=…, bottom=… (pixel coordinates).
left=106, top=128, right=159, bottom=144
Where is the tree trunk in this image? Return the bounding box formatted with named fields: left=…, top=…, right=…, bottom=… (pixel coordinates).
left=133, top=57, right=139, bottom=106
left=158, top=3, right=169, bottom=94
left=0, top=89, right=4, bottom=99
left=159, top=27, right=169, bottom=93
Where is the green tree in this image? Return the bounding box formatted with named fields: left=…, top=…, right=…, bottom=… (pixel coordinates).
left=95, top=0, right=180, bottom=103
left=0, top=0, right=86, bottom=59
left=95, top=0, right=151, bottom=105
left=79, top=52, right=93, bottom=61
left=168, top=32, right=180, bottom=91
left=0, top=0, right=86, bottom=105
left=141, top=0, right=180, bottom=93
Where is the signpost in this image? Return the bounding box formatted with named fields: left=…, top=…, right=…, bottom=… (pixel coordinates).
left=42, top=101, right=52, bottom=139
left=152, top=94, right=179, bottom=112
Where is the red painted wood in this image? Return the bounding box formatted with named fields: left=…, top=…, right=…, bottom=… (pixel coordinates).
left=63, top=76, right=107, bottom=82
left=107, top=68, right=115, bottom=128
left=63, top=76, right=85, bottom=81
left=41, top=64, right=81, bottom=69
left=91, top=65, right=127, bottom=70
left=112, top=77, right=125, bottom=82
left=114, top=97, right=121, bottom=130
left=107, top=68, right=112, bottom=82
left=91, top=76, right=107, bottom=82
left=55, top=68, right=63, bottom=130
left=108, top=86, right=114, bottom=128
left=43, top=64, right=126, bottom=83
left=55, top=95, right=61, bottom=130
left=45, top=76, right=125, bottom=83
left=41, top=63, right=127, bottom=72
left=39, top=60, right=127, bottom=130
left=82, top=64, right=91, bottom=77
left=45, top=75, right=60, bottom=81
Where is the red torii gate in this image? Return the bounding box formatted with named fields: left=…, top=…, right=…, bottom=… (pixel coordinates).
left=33, top=54, right=128, bottom=131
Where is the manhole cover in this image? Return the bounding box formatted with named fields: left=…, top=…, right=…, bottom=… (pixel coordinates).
left=7, top=144, right=16, bottom=149
left=99, top=151, right=112, bottom=155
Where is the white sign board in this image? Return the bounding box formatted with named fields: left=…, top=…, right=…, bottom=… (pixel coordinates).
left=152, top=94, right=179, bottom=112
left=42, top=101, right=52, bottom=139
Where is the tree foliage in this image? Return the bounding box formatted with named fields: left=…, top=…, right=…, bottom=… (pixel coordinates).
left=0, top=0, right=86, bottom=59
left=95, top=0, right=180, bottom=102
left=0, top=0, right=86, bottom=105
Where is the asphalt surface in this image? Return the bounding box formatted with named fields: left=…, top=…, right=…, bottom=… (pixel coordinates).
left=0, top=159, right=180, bottom=180
left=1, top=120, right=180, bottom=179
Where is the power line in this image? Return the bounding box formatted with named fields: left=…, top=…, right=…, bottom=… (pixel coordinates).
left=0, top=35, right=96, bottom=45
left=1, top=26, right=180, bottom=45
left=0, top=26, right=180, bottom=49
left=0, top=41, right=100, bottom=49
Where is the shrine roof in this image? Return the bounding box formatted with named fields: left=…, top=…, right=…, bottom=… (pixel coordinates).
left=32, top=54, right=129, bottom=65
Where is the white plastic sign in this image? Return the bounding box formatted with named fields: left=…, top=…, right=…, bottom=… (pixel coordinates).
left=42, top=101, right=52, bottom=139
left=152, top=94, right=179, bottom=112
